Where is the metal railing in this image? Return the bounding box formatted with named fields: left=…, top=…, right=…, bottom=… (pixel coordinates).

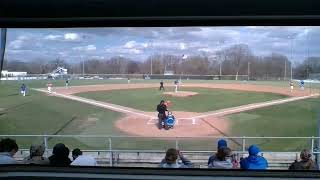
left=1, top=135, right=319, bottom=166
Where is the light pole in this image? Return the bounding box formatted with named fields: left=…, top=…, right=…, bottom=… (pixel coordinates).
left=215, top=41, right=225, bottom=79
left=287, top=33, right=297, bottom=81
left=0, top=28, right=7, bottom=79
left=150, top=41, right=153, bottom=75
left=247, top=61, right=250, bottom=81
left=290, top=37, right=293, bottom=81
left=81, top=56, right=84, bottom=76
left=284, top=60, right=287, bottom=80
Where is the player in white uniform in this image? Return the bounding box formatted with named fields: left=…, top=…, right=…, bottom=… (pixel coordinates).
left=290, top=81, right=294, bottom=92
left=174, top=80, right=179, bottom=92
left=47, top=82, right=53, bottom=93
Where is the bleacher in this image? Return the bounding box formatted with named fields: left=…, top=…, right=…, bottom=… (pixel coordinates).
left=13, top=150, right=301, bottom=169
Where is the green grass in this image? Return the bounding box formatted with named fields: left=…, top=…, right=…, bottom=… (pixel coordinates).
left=227, top=98, right=320, bottom=151
left=1, top=79, right=319, bottom=151
left=0, top=83, right=122, bottom=149
left=76, top=87, right=287, bottom=112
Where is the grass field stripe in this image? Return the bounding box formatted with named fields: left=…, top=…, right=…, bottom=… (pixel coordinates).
left=33, top=88, right=155, bottom=118
left=190, top=94, right=319, bottom=119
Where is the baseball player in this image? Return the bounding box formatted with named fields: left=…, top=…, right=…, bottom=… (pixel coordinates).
left=290, top=81, right=294, bottom=92
left=159, top=80, right=165, bottom=91
left=174, top=80, right=179, bottom=92
left=65, top=79, right=69, bottom=88
left=156, top=100, right=168, bottom=129
left=128, top=77, right=131, bottom=84
left=20, top=83, right=26, bottom=96
left=47, top=82, right=53, bottom=93
left=300, top=80, right=305, bottom=90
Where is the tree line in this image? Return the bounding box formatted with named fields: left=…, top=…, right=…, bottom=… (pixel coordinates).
left=3, top=43, right=320, bottom=80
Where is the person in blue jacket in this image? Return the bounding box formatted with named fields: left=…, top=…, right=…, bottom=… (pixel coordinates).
left=240, top=145, right=268, bottom=170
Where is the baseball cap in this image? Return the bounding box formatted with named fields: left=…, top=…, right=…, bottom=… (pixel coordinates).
left=248, top=145, right=260, bottom=155
left=217, top=139, right=227, bottom=149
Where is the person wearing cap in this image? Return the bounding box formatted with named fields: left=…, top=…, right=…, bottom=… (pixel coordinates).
left=289, top=149, right=318, bottom=170
left=23, top=144, right=49, bottom=165
left=156, top=100, right=168, bottom=129
left=208, top=139, right=227, bottom=165
left=71, top=148, right=97, bottom=166
left=208, top=139, right=238, bottom=168
left=240, top=145, right=268, bottom=170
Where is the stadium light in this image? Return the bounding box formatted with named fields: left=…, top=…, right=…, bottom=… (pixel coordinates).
left=287, top=33, right=298, bottom=81
left=0, top=28, right=7, bottom=79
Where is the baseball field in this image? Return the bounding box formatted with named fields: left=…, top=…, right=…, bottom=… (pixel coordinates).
left=0, top=79, right=319, bottom=151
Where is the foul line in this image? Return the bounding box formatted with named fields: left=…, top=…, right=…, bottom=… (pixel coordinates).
left=33, top=88, right=154, bottom=119
left=188, top=94, right=319, bottom=119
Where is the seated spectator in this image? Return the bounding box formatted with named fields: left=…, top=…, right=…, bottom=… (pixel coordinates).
left=289, top=149, right=318, bottom=170
left=71, top=148, right=97, bottom=166
left=0, top=138, right=19, bottom=164
left=208, top=147, right=237, bottom=169
left=240, top=145, right=268, bottom=170
left=208, top=139, right=228, bottom=165
left=23, top=144, right=49, bottom=165
left=49, top=143, right=71, bottom=166
left=160, top=148, right=192, bottom=168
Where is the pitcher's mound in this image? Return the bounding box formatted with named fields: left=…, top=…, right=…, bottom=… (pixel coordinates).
left=163, top=91, right=199, bottom=97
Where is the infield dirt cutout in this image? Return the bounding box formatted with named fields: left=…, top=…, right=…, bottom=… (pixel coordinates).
left=36, top=83, right=317, bottom=137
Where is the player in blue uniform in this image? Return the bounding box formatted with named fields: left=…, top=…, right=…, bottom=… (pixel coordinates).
left=20, top=84, right=26, bottom=96
left=300, top=80, right=305, bottom=90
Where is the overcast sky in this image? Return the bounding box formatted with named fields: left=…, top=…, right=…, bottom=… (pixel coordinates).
left=4, top=26, right=320, bottom=64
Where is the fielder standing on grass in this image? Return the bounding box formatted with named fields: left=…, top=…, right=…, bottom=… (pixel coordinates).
left=47, top=82, right=53, bottom=93
left=65, top=79, right=69, bottom=88
left=20, top=83, right=26, bottom=96
left=174, top=80, right=179, bottom=93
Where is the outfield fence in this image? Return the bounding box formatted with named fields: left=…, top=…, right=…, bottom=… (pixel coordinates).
left=1, top=73, right=249, bottom=81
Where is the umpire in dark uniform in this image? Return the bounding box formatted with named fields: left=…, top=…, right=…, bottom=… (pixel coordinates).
left=159, top=80, right=165, bottom=91
left=157, top=100, right=168, bottom=129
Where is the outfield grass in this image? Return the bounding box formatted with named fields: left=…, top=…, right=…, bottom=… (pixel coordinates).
left=76, top=87, right=287, bottom=112
left=227, top=98, right=320, bottom=151
left=0, top=83, right=122, bottom=149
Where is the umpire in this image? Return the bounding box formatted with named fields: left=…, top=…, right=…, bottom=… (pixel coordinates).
left=159, top=80, right=165, bottom=91
left=156, top=100, right=168, bottom=129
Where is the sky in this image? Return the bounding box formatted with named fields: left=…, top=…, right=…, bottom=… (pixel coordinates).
left=4, top=26, right=320, bottom=64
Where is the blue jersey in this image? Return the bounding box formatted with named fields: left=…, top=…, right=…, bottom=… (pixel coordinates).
left=21, top=84, right=26, bottom=91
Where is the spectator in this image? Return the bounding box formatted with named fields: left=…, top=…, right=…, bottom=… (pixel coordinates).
left=208, top=139, right=228, bottom=166
left=71, top=148, right=97, bottom=166
left=208, top=147, right=237, bottom=169
left=72, top=148, right=82, bottom=161
left=240, top=145, right=268, bottom=170
left=289, top=149, right=318, bottom=170
left=23, top=144, right=49, bottom=165
left=160, top=148, right=192, bottom=168
left=0, top=138, right=19, bottom=164
left=49, top=143, right=71, bottom=166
